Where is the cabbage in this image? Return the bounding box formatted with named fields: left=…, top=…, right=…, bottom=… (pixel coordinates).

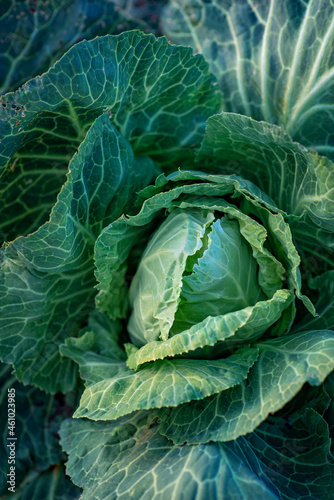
left=1, top=1, right=334, bottom=498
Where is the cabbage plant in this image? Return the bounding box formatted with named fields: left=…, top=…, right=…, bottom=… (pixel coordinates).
left=0, top=1, right=334, bottom=499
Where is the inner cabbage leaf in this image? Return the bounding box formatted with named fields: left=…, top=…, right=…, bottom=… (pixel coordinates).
left=171, top=217, right=266, bottom=334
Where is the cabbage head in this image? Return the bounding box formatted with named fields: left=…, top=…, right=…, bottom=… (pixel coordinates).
left=105, top=171, right=307, bottom=356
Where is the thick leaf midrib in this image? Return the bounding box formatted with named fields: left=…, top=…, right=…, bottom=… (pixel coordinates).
left=16, top=153, right=72, bottom=161
left=282, top=0, right=313, bottom=118
left=287, top=67, right=334, bottom=131
left=1, top=204, right=55, bottom=227
left=300, top=15, right=334, bottom=96
left=226, top=9, right=250, bottom=117
left=65, top=101, right=88, bottom=142
left=67, top=215, right=96, bottom=244
left=0, top=21, right=39, bottom=95
left=289, top=103, right=334, bottom=133
left=255, top=341, right=334, bottom=358
left=31, top=127, right=82, bottom=143
left=175, top=0, right=202, bottom=59
left=260, top=0, right=275, bottom=124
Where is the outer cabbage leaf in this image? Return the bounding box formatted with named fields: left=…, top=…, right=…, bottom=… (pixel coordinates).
left=82, top=309, right=127, bottom=362
left=272, top=382, right=331, bottom=422
left=229, top=407, right=334, bottom=500
left=158, top=330, right=334, bottom=444
left=0, top=114, right=154, bottom=393
left=0, top=362, right=81, bottom=498
left=60, top=308, right=128, bottom=387
left=235, top=382, right=334, bottom=499
left=162, top=0, right=334, bottom=159
left=294, top=271, right=334, bottom=332
left=7, top=464, right=81, bottom=500
left=73, top=348, right=258, bottom=421
left=60, top=310, right=130, bottom=385
left=324, top=372, right=334, bottom=456
left=0, top=0, right=143, bottom=95
left=61, top=331, right=128, bottom=388
left=60, top=411, right=279, bottom=500
left=60, top=405, right=334, bottom=500
left=290, top=224, right=334, bottom=270
left=60, top=313, right=259, bottom=422
left=0, top=30, right=221, bottom=243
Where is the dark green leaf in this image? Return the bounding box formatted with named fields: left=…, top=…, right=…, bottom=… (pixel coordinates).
left=60, top=310, right=128, bottom=388
left=0, top=0, right=146, bottom=95
left=0, top=362, right=80, bottom=496
left=60, top=412, right=278, bottom=500
left=7, top=464, right=81, bottom=500
left=294, top=271, right=334, bottom=332
left=162, top=0, right=334, bottom=159
left=230, top=408, right=334, bottom=500
left=0, top=114, right=153, bottom=393
left=159, top=330, right=334, bottom=444
left=73, top=348, right=258, bottom=420
left=0, top=30, right=221, bottom=242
